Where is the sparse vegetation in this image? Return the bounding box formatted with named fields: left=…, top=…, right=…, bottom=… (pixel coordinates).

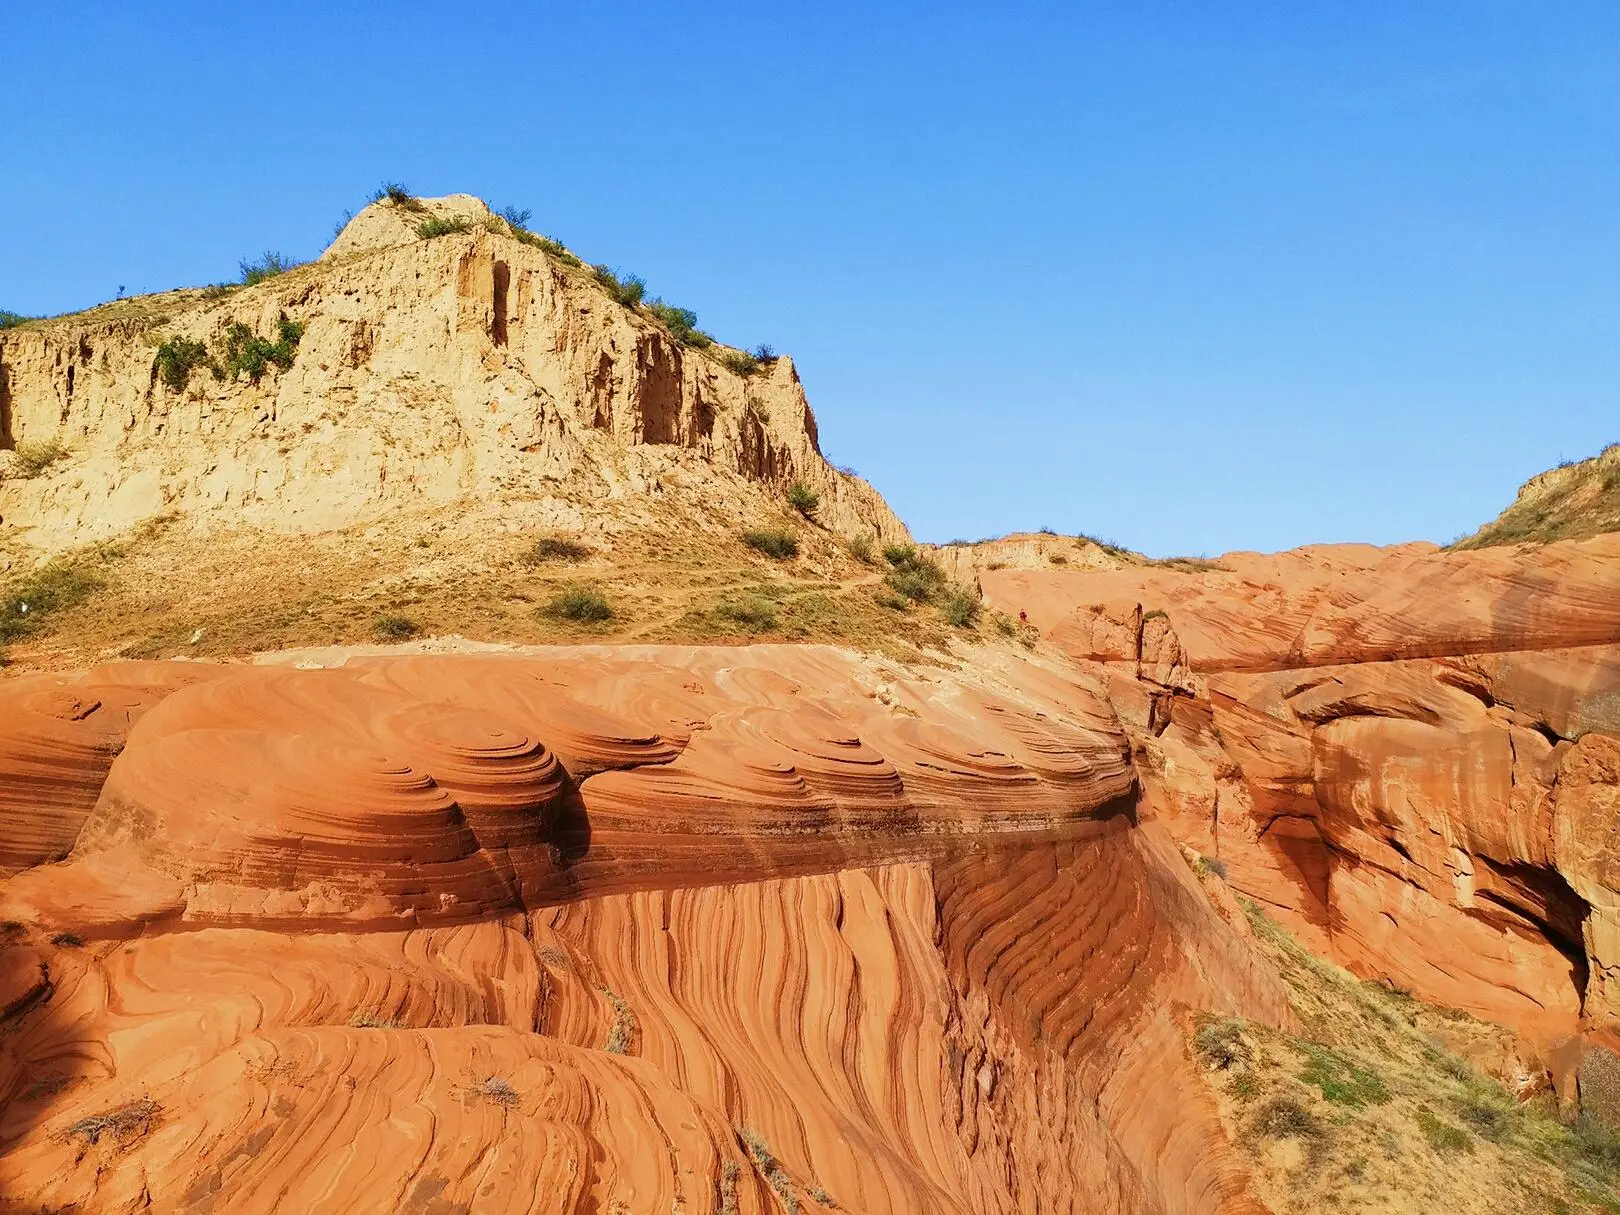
left=5, top=438, right=70, bottom=478
left=471, top=1076, right=519, bottom=1109
left=1193, top=896, right=1620, bottom=1212
left=373, top=182, right=425, bottom=211
left=1453, top=444, right=1620, bottom=549
left=742, top=529, right=799, bottom=560
left=154, top=336, right=212, bottom=392
left=50, top=932, right=84, bottom=948
left=739, top=1127, right=800, bottom=1214
left=592, top=265, right=646, bottom=307
left=786, top=481, right=819, bottom=518
left=939, top=585, right=979, bottom=627
left=417, top=215, right=473, bottom=239
left=717, top=597, right=779, bottom=632
left=601, top=987, right=635, bottom=1054
left=347, top=1011, right=406, bottom=1029
left=543, top=585, right=613, bottom=623
left=65, top=1099, right=160, bottom=1146
left=1299, top=1043, right=1390, bottom=1108
left=1, top=310, right=35, bottom=329
left=1150, top=555, right=1231, bottom=573
left=882, top=546, right=947, bottom=603
left=849, top=534, right=875, bottom=564
left=752, top=344, right=778, bottom=363
left=1413, top=1106, right=1473, bottom=1155
left=721, top=348, right=760, bottom=376
left=1076, top=532, right=1131, bottom=560
left=1, top=556, right=103, bottom=644
left=239, top=251, right=298, bottom=287
left=526, top=537, right=592, bottom=564
left=216, top=318, right=304, bottom=383
left=372, top=613, right=420, bottom=641
left=645, top=299, right=712, bottom=348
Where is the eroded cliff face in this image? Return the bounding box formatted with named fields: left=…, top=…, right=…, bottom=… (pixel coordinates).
left=979, top=535, right=1620, bottom=1055
left=0, top=646, right=1289, bottom=1214
left=0, top=195, right=906, bottom=552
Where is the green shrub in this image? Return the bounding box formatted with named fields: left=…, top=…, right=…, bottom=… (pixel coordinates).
left=417, top=215, right=473, bottom=239
left=849, top=534, right=875, bottom=564
left=721, top=348, right=760, bottom=376
left=51, top=932, right=84, bottom=948
left=874, top=590, right=910, bottom=612
left=0, top=310, right=34, bottom=329
left=543, top=585, right=613, bottom=623
left=217, top=318, right=303, bottom=383
left=0, top=559, right=102, bottom=643
left=499, top=205, right=531, bottom=229
left=940, top=585, right=979, bottom=627
left=593, top=265, right=646, bottom=306
left=373, top=182, right=424, bottom=210
left=645, top=299, right=711, bottom=347
left=7, top=439, right=69, bottom=478
left=717, top=597, right=778, bottom=632
left=527, top=537, right=592, bottom=563
left=154, top=336, right=213, bottom=392
left=239, top=252, right=298, bottom=287
left=1414, top=1106, right=1472, bottom=1155
left=373, top=613, right=419, bottom=641
left=884, top=568, right=934, bottom=604
left=786, top=481, right=819, bottom=518
left=752, top=344, right=778, bottom=363
left=742, top=529, right=798, bottom=560
left=993, top=613, right=1017, bottom=637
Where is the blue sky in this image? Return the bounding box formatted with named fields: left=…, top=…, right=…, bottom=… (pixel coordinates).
left=3, top=2, right=1615, bottom=555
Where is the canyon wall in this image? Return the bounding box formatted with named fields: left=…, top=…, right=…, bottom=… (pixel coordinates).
left=981, top=534, right=1620, bottom=1050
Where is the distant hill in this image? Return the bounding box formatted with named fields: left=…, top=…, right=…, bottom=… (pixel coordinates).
left=1453, top=444, right=1620, bottom=549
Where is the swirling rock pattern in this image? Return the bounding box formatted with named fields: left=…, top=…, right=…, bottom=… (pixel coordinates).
left=0, top=646, right=1292, bottom=1212
left=982, top=533, right=1620, bottom=1048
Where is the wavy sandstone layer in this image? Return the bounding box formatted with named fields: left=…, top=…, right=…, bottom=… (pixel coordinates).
left=0, top=647, right=1290, bottom=1213
left=980, top=533, right=1620, bottom=1052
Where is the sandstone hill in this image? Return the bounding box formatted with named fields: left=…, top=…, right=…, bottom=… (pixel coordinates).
left=1, top=199, right=1620, bottom=1214
left=0, top=192, right=904, bottom=552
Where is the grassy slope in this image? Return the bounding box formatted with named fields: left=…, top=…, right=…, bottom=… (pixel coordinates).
left=1454, top=445, right=1620, bottom=550
left=0, top=502, right=993, bottom=672
left=1185, top=870, right=1620, bottom=1214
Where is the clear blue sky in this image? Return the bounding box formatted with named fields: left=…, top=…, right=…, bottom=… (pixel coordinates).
left=4, top=3, right=1615, bottom=555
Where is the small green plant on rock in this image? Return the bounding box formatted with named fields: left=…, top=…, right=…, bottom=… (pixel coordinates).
left=239, top=251, right=298, bottom=286
left=154, top=337, right=213, bottom=392
left=645, top=299, right=712, bottom=348
left=593, top=265, right=646, bottom=307
left=216, top=318, right=303, bottom=384
left=417, top=215, right=473, bottom=239
left=786, top=481, right=819, bottom=518
left=721, top=348, right=760, bottom=376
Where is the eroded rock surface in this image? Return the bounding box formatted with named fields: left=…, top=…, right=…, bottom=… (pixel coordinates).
left=982, top=534, right=1620, bottom=1046
left=0, top=647, right=1287, bottom=1213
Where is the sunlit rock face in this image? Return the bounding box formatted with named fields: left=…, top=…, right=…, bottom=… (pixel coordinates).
left=982, top=533, right=1620, bottom=1043
left=0, top=647, right=1290, bottom=1214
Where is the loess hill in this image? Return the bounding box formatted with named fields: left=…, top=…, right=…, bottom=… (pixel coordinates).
left=0, top=193, right=1619, bottom=1213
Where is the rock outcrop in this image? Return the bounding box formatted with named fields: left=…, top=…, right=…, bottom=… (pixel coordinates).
left=979, top=534, right=1620, bottom=1049
left=0, top=195, right=907, bottom=552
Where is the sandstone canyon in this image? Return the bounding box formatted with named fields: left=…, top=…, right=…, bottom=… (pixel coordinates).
left=0, top=192, right=1616, bottom=1213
